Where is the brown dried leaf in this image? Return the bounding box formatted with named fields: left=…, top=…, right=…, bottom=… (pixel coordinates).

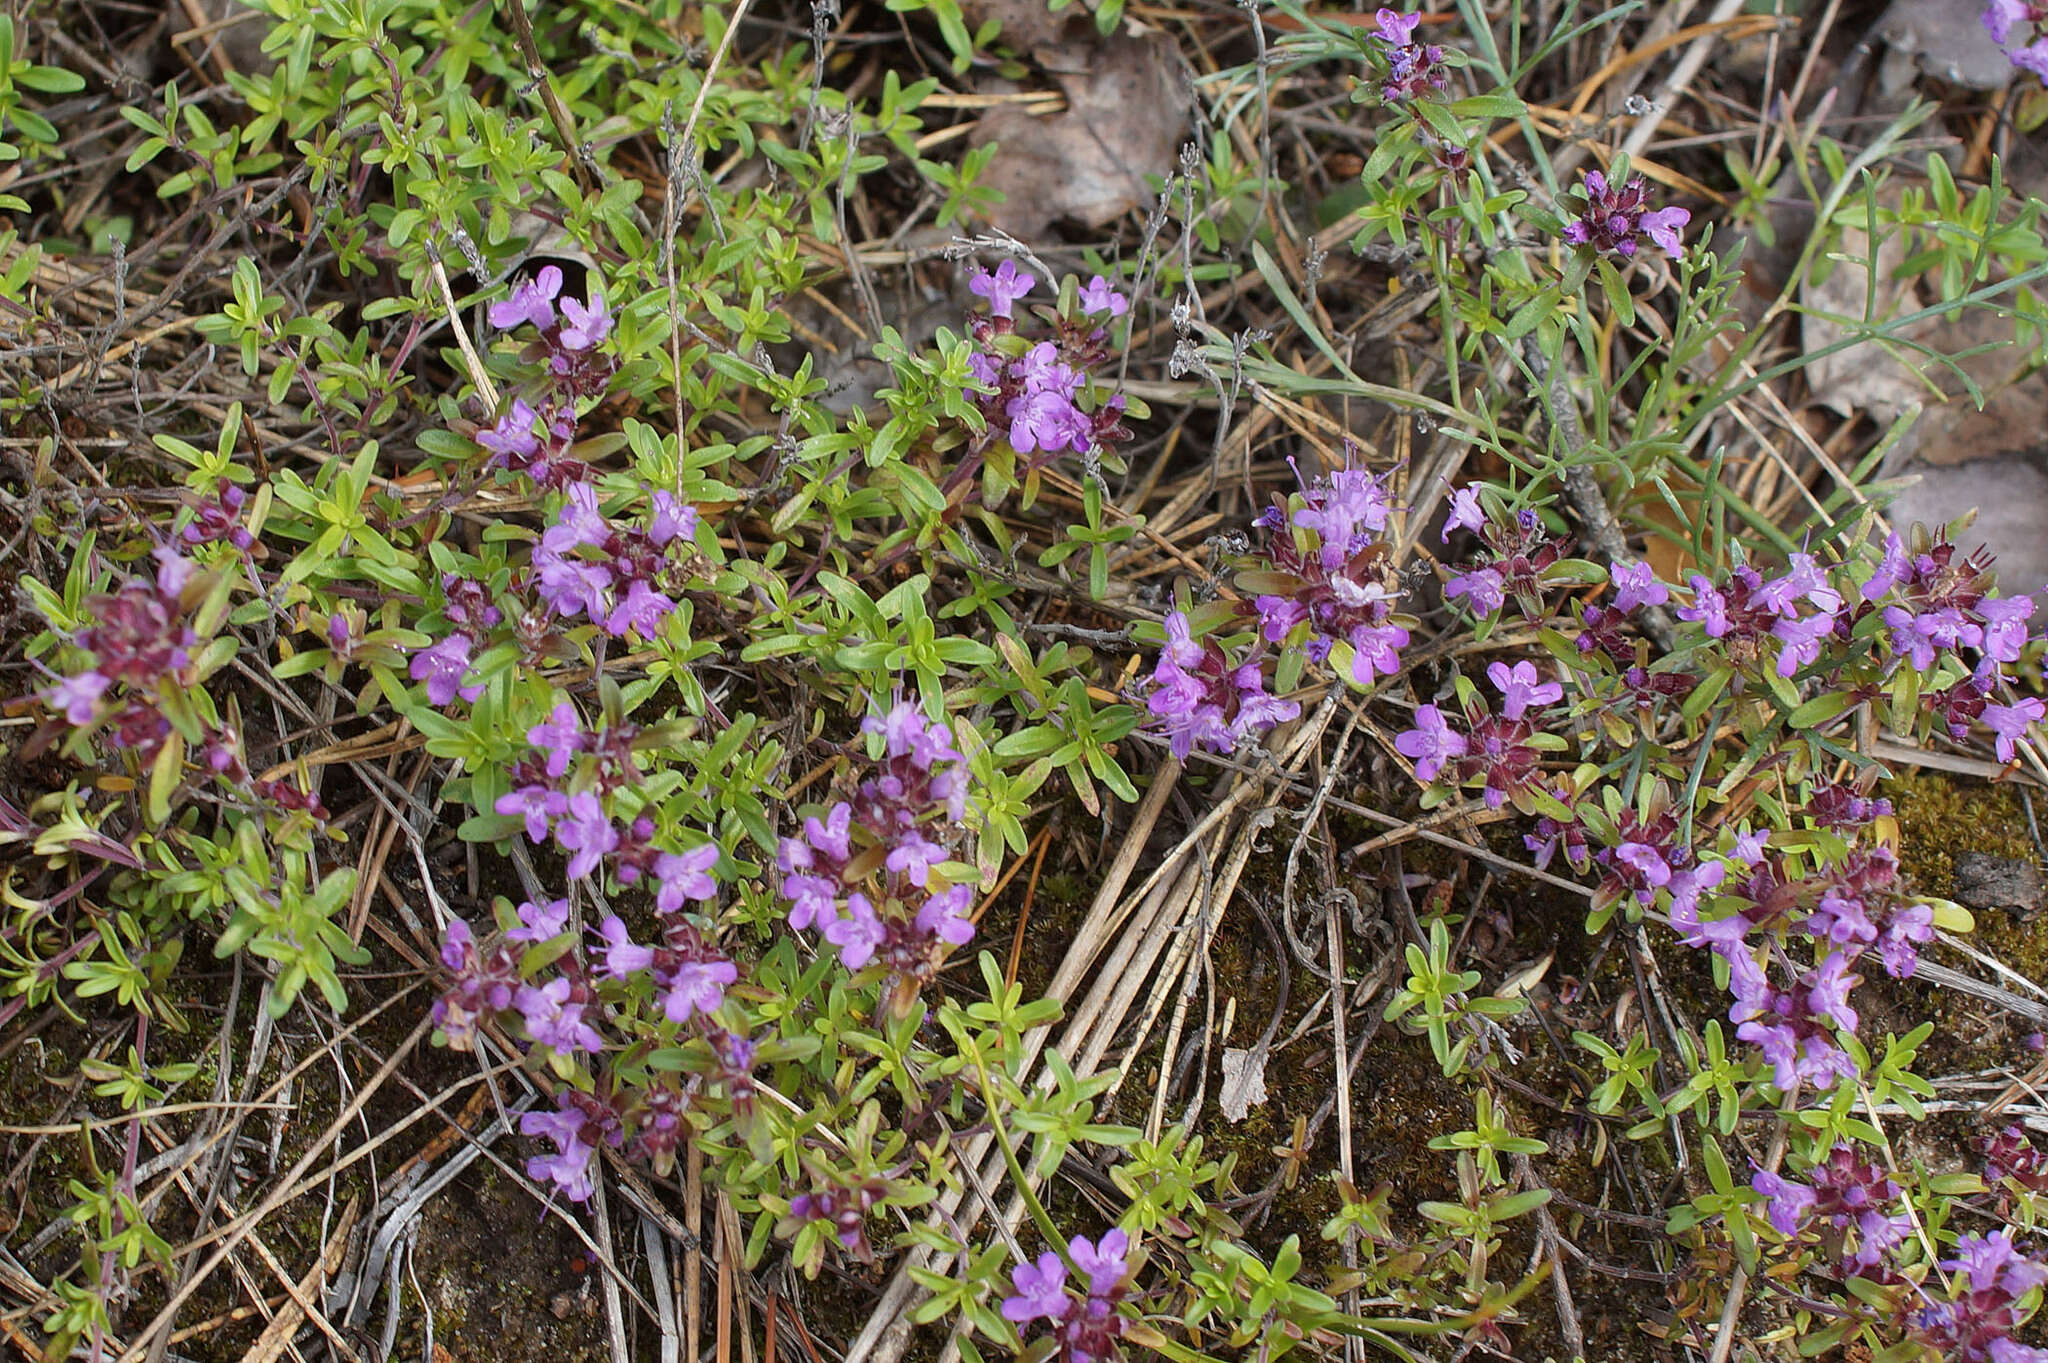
left=1875, top=0, right=2016, bottom=92
left=959, top=0, right=1094, bottom=59
left=1217, top=1045, right=1270, bottom=1122
left=971, top=31, right=1188, bottom=239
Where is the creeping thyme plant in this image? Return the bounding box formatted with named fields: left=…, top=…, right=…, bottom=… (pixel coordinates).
left=14, top=0, right=2048, bottom=1358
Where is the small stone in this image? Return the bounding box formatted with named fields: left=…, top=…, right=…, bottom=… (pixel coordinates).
left=1952, top=851, right=2046, bottom=915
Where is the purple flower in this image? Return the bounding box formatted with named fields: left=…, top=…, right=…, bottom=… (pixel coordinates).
left=649, top=492, right=699, bottom=548
left=1807, top=952, right=1861, bottom=1033
left=1616, top=842, right=1672, bottom=891
left=556, top=791, right=620, bottom=879
left=1339, top=622, right=1405, bottom=688
left=654, top=844, right=720, bottom=910
left=1678, top=576, right=1730, bottom=636
left=1069, top=1229, right=1130, bottom=1296
left=529, top=702, right=585, bottom=778
left=1751, top=1168, right=1817, bottom=1235
left=1445, top=566, right=1505, bottom=617
left=969, top=260, right=1035, bottom=319
left=1762, top=553, right=1842, bottom=617
left=606, top=579, right=677, bottom=639
left=497, top=784, right=567, bottom=842
left=1770, top=614, right=1833, bottom=678
left=593, top=914, right=656, bottom=979
left=1806, top=891, right=1877, bottom=947
left=1988, top=0, right=2032, bottom=42
left=1372, top=6, right=1421, bottom=43
left=559, top=288, right=612, bottom=351
left=490, top=265, right=563, bottom=331
left=1639, top=207, right=1690, bottom=255
left=916, top=883, right=977, bottom=946
left=783, top=873, right=840, bottom=933
left=478, top=398, right=542, bottom=462
left=804, top=803, right=855, bottom=862
left=1394, top=704, right=1468, bottom=783
left=661, top=957, right=737, bottom=1023
left=1487, top=659, right=1563, bottom=720
left=1878, top=903, right=1934, bottom=978
left=1370, top=7, right=1447, bottom=101
left=1563, top=169, right=1688, bottom=257
left=1443, top=486, right=1485, bottom=540
left=1982, top=595, right=2036, bottom=664
left=515, top=976, right=603, bottom=1054
left=507, top=896, right=570, bottom=943
left=1863, top=533, right=1910, bottom=601
left=1946, top=1231, right=2047, bottom=1295
left=410, top=634, right=483, bottom=706
left=1002, top=1252, right=1069, bottom=1324
left=1610, top=560, right=1669, bottom=613
left=521, top=1102, right=599, bottom=1202
left=1007, top=386, right=1089, bottom=456
left=1985, top=698, right=2045, bottom=762
left=536, top=555, right=612, bottom=622
left=47, top=670, right=111, bottom=725
left=886, top=829, right=947, bottom=887
left=823, top=893, right=887, bottom=968
left=1293, top=469, right=1392, bottom=568
left=1079, top=275, right=1128, bottom=318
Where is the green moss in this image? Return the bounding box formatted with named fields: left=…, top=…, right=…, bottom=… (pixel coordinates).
left=1885, top=769, right=2036, bottom=898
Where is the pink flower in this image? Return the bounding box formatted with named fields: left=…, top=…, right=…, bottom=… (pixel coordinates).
left=1610, top=559, right=1669, bottom=613
left=410, top=635, right=483, bottom=705
left=655, top=844, right=720, bottom=910
left=1442, top=486, right=1485, bottom=540
left=559, top=288, right=612, bottom=351
left=1394, top=704, right=1468, bottom=783
left=1487, top=659, right=1563, bottom=719
left=1985, top=698, right=2045, bottom=762
left=489, top=265, right=563, bottom=331
left=1078, top=275, right=1128, bottom=317
left=969, top=260, right=1035, bottom=318
left=823, top=893, right=887, bottom=968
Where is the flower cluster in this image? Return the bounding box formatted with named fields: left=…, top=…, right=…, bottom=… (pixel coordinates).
left=785, top=1176, right=893, bottom=1264
left=1249, top=458, right=1413, bottom=686
left=433, top=877, right=749, bottom=1200
left=1864, top=531, right=2043, bottom=762
left=1983, top=1125, right=2048, bottom=1206
left=1368, top=8, right=1447, bottom=103
left=1393, top=660, right=1564, bottom=811
left=489, top=265, right=616, bottom=394
left=1751, top=1144, right=1913, bottom=1278
left=1914, top=1231, right=2048, bottom=1361
left=42, top=548, right=200, bottom=751
left=1588, top=792, right=1724, bottom=919
left=1986, top=1, right=2048, bottom=79
left=410, top=572, right=501, bottom=706
left=181, top=479, right=255, bottom=551
left=1677, top=552, right=1844, bottom=679
left=1442, top=503, right=1573, bottom=621
left=776, top=697, right=978, bottom=1002
left=1142, top=611, right=1300, bottom=760
left=532, top=482, right=696, bottom=638
left=964, top=264, right=1132, bottom=465
left=431, top=916, right=520, bottom=1050
left=475, top=267, right=617, bottom=488
left=1002, top=1229, right=1133, bottom=1363
left=1562, top=168, right=1690, bottom=258
left=495, top=702, right=718, bottom=896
